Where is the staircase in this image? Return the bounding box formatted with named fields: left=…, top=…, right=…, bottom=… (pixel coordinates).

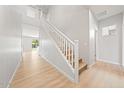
left=43, top=19, right=87, bottom=83
left=79, top=59, right=87, bottom=74
left=66, top=48, right=87, bottom=75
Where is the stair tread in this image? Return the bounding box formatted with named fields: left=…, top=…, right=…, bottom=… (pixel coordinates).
left=79, top=61, right=87, bottom=70
left=79, top=59, right=87, bottom=74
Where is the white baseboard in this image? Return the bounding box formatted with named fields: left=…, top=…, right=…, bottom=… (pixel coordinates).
left=87, top=62, right=96, bottom=68
left=40, top=54, right=75, bottom=83
left=122, top=63, right=124, bottom=67
left=7, top=56, right=22, bottom=88
left=97, top=58, right=120, bottom=65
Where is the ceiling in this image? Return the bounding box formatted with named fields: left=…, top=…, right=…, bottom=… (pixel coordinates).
left=30, top=5, right=50, bottom=15
left=30, top=5, right=124, bottom=21
left=90, top=5, right=124, bottom=20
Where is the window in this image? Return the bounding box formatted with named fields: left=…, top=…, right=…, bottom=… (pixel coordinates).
left=102, top=27, right=109, bottom=36
left=27, top=8, right=36, bottom=18
left=102, top=25, right=116, bottom=36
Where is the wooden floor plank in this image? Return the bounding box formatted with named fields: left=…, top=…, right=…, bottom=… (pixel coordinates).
left=10, top=51, right=124, bottom=88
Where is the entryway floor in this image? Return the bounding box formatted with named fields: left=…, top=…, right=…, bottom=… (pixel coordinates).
left=10, top=51, right=124, bottom=88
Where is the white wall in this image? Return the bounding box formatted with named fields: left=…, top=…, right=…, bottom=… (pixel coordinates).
left=89, top=10, right=98, bottom=65
left=0, top=6, right=22, bottom=87
left=97, top=13, right=122, bottom=65
left=47, top=6, right=90, bottom=63
left=22, top=24, right=39, bottom=38
left=39, top=19, right=75, bottom=81
left=122, top=12, right=124, bottom=66
left=21, top=6, right=40, bottom=53
left=22, top=6, right=41, bottom=28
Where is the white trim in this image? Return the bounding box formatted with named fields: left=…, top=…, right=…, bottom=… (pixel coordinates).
left=87, top=62, right=96, bottom=68
left=7, top=56, right=22, bottom=88
left=40, top=54, right=75, bottom=83
left=97, top=58, right=120, bottom=65
left=122, top=23, right=124, bottom=67
left=122, top=62, right=124, bottom=67
left=22, top=36, right=39, bottom=38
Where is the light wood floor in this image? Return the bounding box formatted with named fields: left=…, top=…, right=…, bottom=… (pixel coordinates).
left=10, top=51, right=124, bottom=88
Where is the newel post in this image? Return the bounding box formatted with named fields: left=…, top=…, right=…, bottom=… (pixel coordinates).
left=74, top=40, right=79, bottom=83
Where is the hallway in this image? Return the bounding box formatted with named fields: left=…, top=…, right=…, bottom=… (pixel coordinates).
left=10, top=51, right=76, bottom=88
left=10, top=51, right=124, bottom=88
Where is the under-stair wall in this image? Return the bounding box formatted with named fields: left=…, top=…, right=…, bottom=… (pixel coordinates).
left=39, top=18, right=76, bottom=81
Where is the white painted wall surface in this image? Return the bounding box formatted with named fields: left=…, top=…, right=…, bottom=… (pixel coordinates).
left=98, top=13, right=122, bottom=65
left=39, top=19, right=75, bottom=81
left=22, top=24, right=39, bottom=38
left=122, top=12, right=124, bottom=66
left=22, top=6, right=41, bottom=28
left=47, top=6, right=90, bottom=63
left=21, top=6, right=40, bottom=53
left=89, top=10, right=98, bottom=65
left=0, top=6, right=22, bottom=87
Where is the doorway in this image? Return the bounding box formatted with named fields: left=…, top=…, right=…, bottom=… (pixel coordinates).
left=32, top=39, right=39, bottom=51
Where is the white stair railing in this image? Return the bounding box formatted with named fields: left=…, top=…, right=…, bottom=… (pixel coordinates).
left=44, top=19, right=79, bottom=83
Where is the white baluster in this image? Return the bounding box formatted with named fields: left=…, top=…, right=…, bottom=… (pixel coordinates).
left=66, top=40, right=68, bottom=58
left=68, top=43, right=71, bottom=63
left=71, top=45, right=74, bottom=67
left=64, top=39, right=66, bottom=55
left=56, top=33, right=58, bottom=46
left=62, top=38, right=64, bottom=52
left=74, top=40, right=79, bottom=83
left=62, top=36, right=63, bottom=52
left=57, top=33, right=59, bottom=46
left=60, top=35, right=62, bottom=50
left=59, top=34, right=61, bottom=48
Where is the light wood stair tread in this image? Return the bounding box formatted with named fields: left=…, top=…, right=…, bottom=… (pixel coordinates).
left=79, top=59, right=87, bottom=74
left=79, top=61, right=87, bottom=70
left=62, top=47, right=87, bottom=74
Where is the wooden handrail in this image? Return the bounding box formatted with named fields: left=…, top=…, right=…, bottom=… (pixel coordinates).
left=45, top=20, right=75, bottom=45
